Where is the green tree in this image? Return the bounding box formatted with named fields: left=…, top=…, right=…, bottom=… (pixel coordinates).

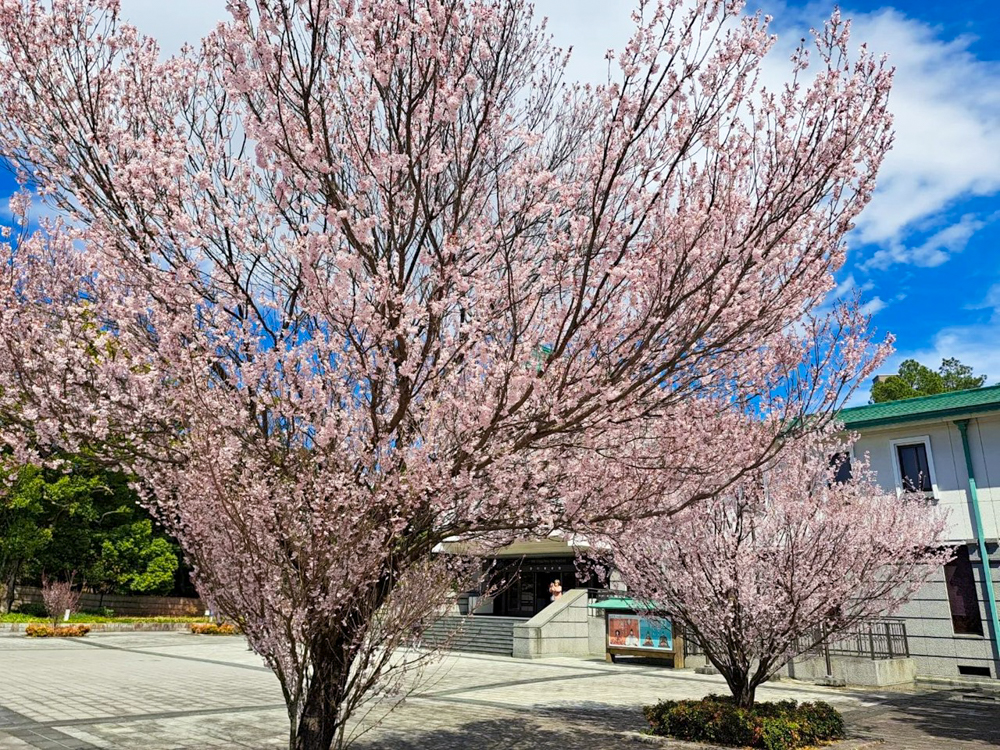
left=871, top=358, right=988, bottom=403
left=0, top=457, right=180, bottom=609
left=87, top=519, right=179, bottom=596
left=0, top=466, right=52, bottom=612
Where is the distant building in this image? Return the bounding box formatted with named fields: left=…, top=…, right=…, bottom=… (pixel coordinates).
left=840, top=385, right=1000, bottom=680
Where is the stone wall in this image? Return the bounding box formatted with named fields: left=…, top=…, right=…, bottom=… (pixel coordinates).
left=14, top=586, right=204, bottom=617
left=512, top=589, right=604, bottom=658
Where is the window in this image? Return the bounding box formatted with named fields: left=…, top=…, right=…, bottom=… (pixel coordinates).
left=829, top=452, right=852, bottom=485
left=897, top=443, right=931, bottom=492
left=945, top=546, right=984, bottom=636
left=889, top=436, right=937, bottom=496
left=958, top=665, right=992, bottom=678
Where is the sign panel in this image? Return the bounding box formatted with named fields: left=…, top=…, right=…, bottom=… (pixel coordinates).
left=607, top=613, right=673, bottom=651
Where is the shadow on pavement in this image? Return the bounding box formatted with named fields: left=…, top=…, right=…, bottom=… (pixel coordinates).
left=350, top=703, right=647, bottom=750
left=843, top=691, right=1000, bottom=748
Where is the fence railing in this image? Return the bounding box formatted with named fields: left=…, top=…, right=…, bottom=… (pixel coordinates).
left=680, top=618, right=909, bottom=662
left=803, top=618, right=909, bottom=660
left=14, top=586, right=204, bottom=618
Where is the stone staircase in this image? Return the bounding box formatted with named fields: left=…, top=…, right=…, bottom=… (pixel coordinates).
left=420, top=615, right=526, bottom=656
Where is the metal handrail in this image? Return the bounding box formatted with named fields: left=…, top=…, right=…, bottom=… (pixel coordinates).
left=799, top=618, right=909, bottom=661
left=681, top=618, right=909, bottom=662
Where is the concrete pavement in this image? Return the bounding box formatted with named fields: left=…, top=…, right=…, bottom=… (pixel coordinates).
left=0, top=632, right=997, bottom=749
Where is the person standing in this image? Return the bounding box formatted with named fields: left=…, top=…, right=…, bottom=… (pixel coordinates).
left=549, top=579, right=563, bottom=602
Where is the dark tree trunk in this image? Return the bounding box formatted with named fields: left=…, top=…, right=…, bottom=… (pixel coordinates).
left=3, top=560, right=20, bottom=614
left=292, top=643, right=352, bottom=750
left=734, top=682, right=756, bottom=709
left=721, top=666, right=756, bottom=709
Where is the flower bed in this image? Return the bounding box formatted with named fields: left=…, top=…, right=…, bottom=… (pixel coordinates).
left=190, top=622, right=239, bottom=635
left=643, top=695, right=845, bottom=750
left=25, top=623, right=91, bottom=638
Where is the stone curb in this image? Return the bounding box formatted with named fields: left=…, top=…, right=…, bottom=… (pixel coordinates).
left=622, top=731, right=884, bottom=749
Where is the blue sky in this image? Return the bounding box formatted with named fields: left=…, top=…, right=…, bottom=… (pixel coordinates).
left=2, top=0, right=998, bottom=406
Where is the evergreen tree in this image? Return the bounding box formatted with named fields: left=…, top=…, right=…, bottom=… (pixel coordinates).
left=871, top=358, right=987, bottom=403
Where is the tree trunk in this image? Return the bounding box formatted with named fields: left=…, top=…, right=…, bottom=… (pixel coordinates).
left=720, top=666, right=756, bottom=709
left=734, top=682, right=756, bottom=709
left=291, top=646, right=351, bottom=750
left=3, top=561, right=20, bottom=614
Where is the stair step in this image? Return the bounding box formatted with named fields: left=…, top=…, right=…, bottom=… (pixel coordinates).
left=417, top=616, right=523, bottom=656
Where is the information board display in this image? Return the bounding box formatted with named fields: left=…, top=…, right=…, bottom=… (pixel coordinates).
left=607, top=613, right=673, bottom=651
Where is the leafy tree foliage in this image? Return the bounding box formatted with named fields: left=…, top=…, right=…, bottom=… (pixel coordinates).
left=871, top=358, right=987, bottom=403
left=0, top=457, right=180, bottom=612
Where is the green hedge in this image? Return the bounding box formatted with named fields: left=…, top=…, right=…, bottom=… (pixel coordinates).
left=643, top=695, right=845, bottom=750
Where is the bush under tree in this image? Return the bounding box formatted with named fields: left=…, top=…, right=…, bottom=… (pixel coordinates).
left=643, top=695, right=845, bottom=750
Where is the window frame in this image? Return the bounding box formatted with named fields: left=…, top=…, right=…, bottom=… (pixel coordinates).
left=888, top=435, right=939, bottom=498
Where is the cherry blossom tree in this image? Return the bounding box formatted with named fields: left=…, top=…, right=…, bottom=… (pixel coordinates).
left=0, top=0, right=893, bottom=747
left=609, top=433, right=950, bottom=709
left=41, top=574, right=81, bottom=627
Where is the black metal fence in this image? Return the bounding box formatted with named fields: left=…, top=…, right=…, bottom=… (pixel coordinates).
left=808, top=618, right=910, bottom=660
left=680, top=618, right=909, bottom=662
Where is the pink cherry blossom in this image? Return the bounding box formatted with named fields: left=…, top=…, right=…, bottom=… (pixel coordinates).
left=0, top=1, right=893, bottom=747
left=608, top=430, right=950, bottom=708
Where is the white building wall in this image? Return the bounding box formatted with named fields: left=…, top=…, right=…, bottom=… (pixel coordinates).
left=974, top=418, right=1000, bottom=539
left=853, top=413, right=1000, bottom=680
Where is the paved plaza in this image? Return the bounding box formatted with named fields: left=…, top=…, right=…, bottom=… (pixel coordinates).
left=0, top=632, right=998, bottom=749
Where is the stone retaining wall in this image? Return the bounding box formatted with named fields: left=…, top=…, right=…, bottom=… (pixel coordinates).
left=13, top=586, right=204, bottom=617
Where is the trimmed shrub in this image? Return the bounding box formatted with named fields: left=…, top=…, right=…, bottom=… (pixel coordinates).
left=25, top=623, right=91, bottom=638
left=642, top=695, right=845, bottom=750
left=14, top=602, right=49, bottom=618
left=190, top=622, right=239, bottom=635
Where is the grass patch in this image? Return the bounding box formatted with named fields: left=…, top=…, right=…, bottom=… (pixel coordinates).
left=1, top=613, right=211, bottom=624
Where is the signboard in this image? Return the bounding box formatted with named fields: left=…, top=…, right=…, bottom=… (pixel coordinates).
left=607, top=613, right=673, bottom=651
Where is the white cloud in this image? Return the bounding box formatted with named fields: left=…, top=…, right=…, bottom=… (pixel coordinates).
left=972, top=283, right=1000, bottom=312
left=862, top=213, right=985, bottom=271
left=841, top=10, right=1000, bottom=248
left=860, top=296, right=888, bottom=316
left=831, top=273, right=875, bottom=300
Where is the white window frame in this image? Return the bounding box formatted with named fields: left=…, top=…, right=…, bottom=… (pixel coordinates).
left=888, top=435, right=939, bottom=498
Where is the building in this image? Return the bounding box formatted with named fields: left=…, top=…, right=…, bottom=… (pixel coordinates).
left=840, top=385, right=1000, bottom=680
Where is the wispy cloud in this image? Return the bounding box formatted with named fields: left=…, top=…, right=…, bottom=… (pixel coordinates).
left=860, top=296, right=888, bottom=316
left=862, top=214, right=985, bottom=271
left=836, top=10, right=1000, bottom=251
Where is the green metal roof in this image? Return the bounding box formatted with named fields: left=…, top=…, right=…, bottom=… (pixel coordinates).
left=588, top=597, right=655, bottom=611
left=838, top=384, right=1000, bottom=429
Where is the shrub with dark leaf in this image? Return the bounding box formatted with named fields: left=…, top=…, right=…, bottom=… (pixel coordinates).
left=643, top=695, right=845, bottom=750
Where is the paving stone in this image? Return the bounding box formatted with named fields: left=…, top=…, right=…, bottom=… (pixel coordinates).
left=1, top=633, right=998, bottom=749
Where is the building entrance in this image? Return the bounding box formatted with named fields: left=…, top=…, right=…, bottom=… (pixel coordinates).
left=490, top=557, right=583, bottom=618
